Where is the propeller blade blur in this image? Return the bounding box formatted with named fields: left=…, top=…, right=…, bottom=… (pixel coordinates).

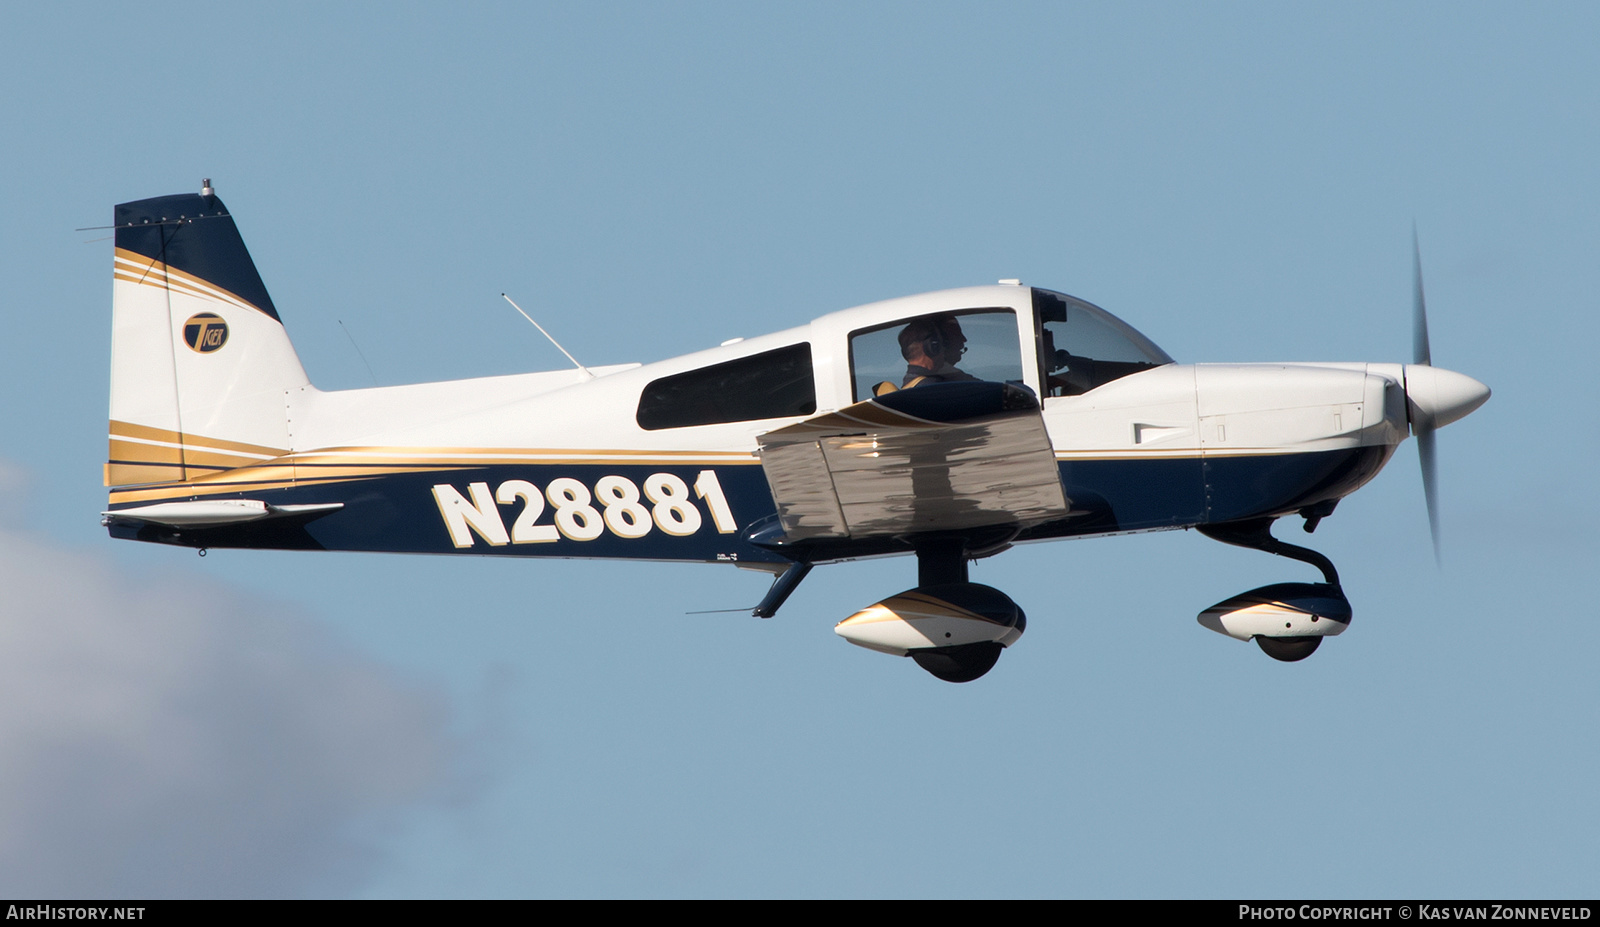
left=1413, top=229, right=1432, bottom=367
left=1418, top=426, right=1440, bottom=566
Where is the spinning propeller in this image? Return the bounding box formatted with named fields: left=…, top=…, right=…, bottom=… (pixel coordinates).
left=1403, top=233, right=1491, bottom=564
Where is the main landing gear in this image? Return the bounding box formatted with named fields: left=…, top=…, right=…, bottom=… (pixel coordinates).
left=826, top=536, right=1026, bottom=683
left=1196, top=515, right=1352, bottom=662
left=747, top=531, right=1027, bottom=683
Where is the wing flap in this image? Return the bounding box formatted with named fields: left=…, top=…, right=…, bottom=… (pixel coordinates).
left=757, top=439, right=849, bottom=537
left=757, top=382, right=1068, bottom=541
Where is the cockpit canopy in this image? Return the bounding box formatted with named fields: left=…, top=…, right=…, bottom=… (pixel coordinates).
left=848, top=288, right=1171, bottom=402
left=635, top=285, right=1173, bottom=430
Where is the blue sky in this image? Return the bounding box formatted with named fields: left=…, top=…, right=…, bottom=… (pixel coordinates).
left=1, top=2, right=1595, bottom=898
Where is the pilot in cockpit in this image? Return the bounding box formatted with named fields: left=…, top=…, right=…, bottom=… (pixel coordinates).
left=897, top=314, right=979, bottom=389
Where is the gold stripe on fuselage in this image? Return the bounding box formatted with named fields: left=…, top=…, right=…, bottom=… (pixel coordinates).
left=295, top=444, right=756, bottom=461
left=104, top=442, right=762, bottom=505
left=1052, top=446, right=1317, bottom=462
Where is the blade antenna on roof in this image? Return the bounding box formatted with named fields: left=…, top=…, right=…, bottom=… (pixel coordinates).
left=502, top=293, right=594, bottom=379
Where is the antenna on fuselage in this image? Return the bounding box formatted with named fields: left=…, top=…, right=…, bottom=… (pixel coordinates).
left=501, top=293, right=594, bottom=379
left=337, top=319, right=379, bottom=386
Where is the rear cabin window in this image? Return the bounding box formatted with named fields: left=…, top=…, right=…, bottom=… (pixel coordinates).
left=637, top=344, right=817, bottom=430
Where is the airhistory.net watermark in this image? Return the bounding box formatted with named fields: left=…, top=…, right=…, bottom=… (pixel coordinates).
left=5, top=908, right=144, bottom=920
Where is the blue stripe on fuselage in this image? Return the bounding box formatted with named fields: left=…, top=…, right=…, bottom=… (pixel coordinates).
left=1045, top=444, right=1392, bottom=537
left=108, top=463, right=790, bottom=564
left=105, top=446, right=1391, bottom=562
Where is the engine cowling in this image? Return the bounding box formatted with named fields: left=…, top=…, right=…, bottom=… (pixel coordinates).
left=836, top=583, right=1025, bottom=682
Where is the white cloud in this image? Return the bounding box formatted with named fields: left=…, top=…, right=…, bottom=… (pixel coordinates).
left=0, top=505, right=457, bottom=898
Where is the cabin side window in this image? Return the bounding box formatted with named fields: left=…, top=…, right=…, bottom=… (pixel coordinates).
left=636, top=343, right=817, bottom=430
left=848, top=308, right=1023, bottom=402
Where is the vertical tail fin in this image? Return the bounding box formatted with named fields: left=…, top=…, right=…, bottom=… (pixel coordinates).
left=108, top=185, right=308, bottom=486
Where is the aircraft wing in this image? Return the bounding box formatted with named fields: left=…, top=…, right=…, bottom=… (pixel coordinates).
left=755, top=381, right=1069, bottom=540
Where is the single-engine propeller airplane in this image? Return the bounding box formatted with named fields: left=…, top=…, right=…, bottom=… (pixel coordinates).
left=100, top=183, right=1489, bottom=681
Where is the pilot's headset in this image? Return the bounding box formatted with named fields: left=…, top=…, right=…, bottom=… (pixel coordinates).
left=898, top=318, right=945, bottom=362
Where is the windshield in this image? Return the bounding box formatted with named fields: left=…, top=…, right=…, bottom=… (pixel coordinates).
left=1033, top=288, right=1172, bottom=396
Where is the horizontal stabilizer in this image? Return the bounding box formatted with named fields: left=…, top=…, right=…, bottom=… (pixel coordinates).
left=101, top=500, right=342, bottom=528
